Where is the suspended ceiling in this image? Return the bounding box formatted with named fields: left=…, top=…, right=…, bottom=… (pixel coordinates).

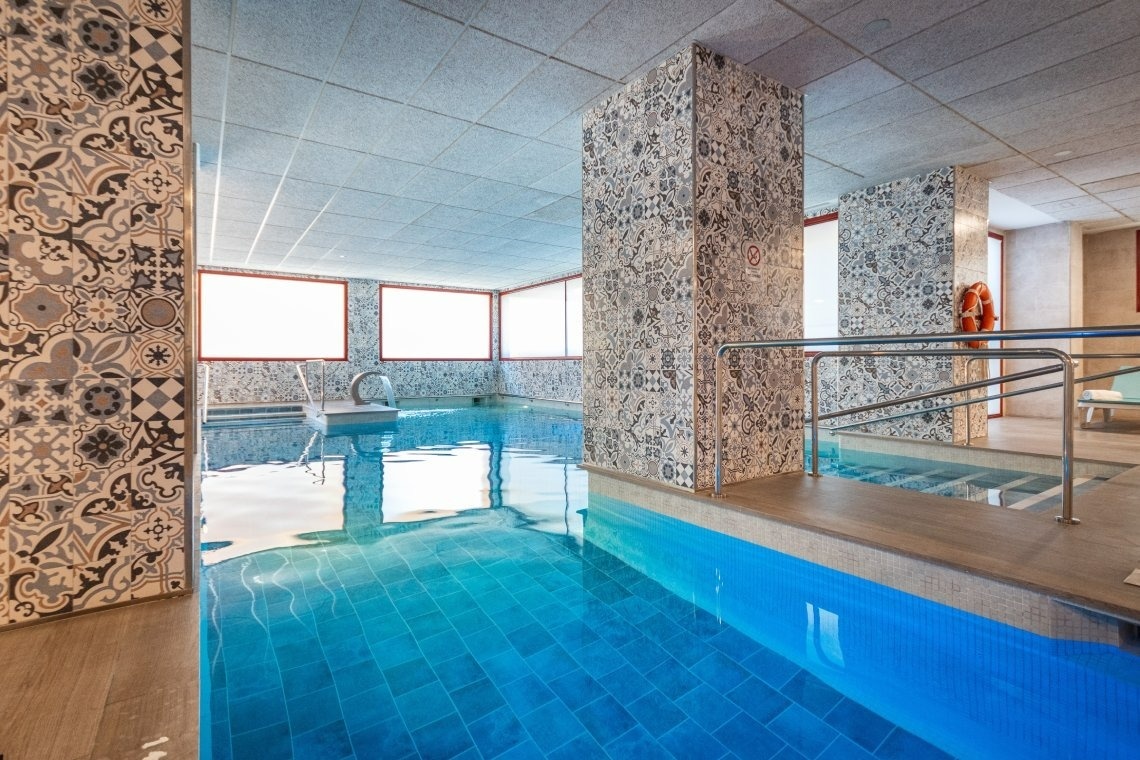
left=193, top=0, right=1140, bottom=289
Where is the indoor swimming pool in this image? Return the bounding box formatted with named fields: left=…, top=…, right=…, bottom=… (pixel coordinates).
left=200, top=406, right=1140, bottom=759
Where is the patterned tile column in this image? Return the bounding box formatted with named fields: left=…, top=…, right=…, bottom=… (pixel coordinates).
left=582, top=43, right=804, bottom=492
left=1, top=0, right=189, bottom=627
left=835, top=167, right=989, bottom=442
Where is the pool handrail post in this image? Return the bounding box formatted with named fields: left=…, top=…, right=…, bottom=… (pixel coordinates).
left=810, top=354, right=821, bottom=477
left=714, top=350, right=725, bottom=497
left=1058, top=355, right=1079, bottom=525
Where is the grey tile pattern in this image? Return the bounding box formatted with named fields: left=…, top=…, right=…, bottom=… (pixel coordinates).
left=581, top=44, right=698, bottom=489
left=835, top=167, right=988, bottom=441
left=2, top=0, right=189, bottom=627
left=497, top=361, right=583, bottom=403
left=582, top=43, right=804, bottom=491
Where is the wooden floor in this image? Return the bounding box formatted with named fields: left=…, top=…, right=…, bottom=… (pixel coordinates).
left=0, top=416, right=1136, bottom=759
left=979, top=415, right=1140, bottom=465
left=0, top=593, right=199, bottom=760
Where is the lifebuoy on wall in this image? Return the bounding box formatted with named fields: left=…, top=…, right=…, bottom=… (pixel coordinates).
left=959, top=281, right=996, bottom=348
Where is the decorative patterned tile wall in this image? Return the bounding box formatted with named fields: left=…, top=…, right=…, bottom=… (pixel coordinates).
left=497, top=360, right=582, bottom=402
left=582, top=43, right=804, bottom=491
left=835, top=167, right=988, bottom=441
left=200, top=275, right=496, bottom=405
left=1, top=0, right=189, bottom=627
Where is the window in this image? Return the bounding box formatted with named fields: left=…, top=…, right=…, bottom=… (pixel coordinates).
left=803, top=214, right=839, bottom=349
left=198, top=271, right=347, bottom=361
left=500, top=276, right=583, bottom=359
left=380, top=285, right=491, bottom=360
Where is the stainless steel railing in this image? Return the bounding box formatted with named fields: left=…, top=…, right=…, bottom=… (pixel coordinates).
left=713, top=324, right=1140, bottom=526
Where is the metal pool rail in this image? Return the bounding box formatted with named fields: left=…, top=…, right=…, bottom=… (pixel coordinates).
left=713, top=325, right=1140, bottom=526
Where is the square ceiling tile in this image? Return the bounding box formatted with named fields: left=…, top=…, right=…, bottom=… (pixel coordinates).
left=473, top=0, right=609, bottom=54
left=329, top=0, right=462, bottom=102
left=192, top=0, right=233, bottom=53
left=190, top=46, right=227, bottom=120
left=233, top=0, right=358, bottom=76
left=748, top=26, right=861, bottom=88
left=998, top=177, right=1085, bottom=205
left=989, top=167, right=1057, bottom=190
left=266, top=205, right=320, bottom=230
left=539, top=113, right=586, bottom=150
left=488, top=187, right=563, bottom=217
left=374, top=196, right=436, bottom=224
left=691, top=0, right=810, bottom=64
left=286, top=141, right=365, bottom=186
left=276, top=178, right=339, bottom=210
left=223, top=58, right=323, bottom=137
left=883, top=0, right=1115, bottom=84
left=527, top=196, right=582, bottom=226
left=479, top=60, right=612, bottom=138
left=211, top=163, right=281, bottom=202
left=406, top=0, right=485, bottom=22
left=370, top=106, right=469, bottom=165
left=1050, top=144, right=1140, bottom=186
left=413, top=205, right=479, bottom=230
left=308, top=214, right=361, bottom=236
left=1082, top=173, right=1140, bottom=194
left=324, top=189, right=390, bottom=217
left=431, top=126, right=532, bottom=176
left=304, top=86, right=403, bottom=153
left=409, top=29, right=545, bottom=122
left=1028, top=124, right=1140, bottom=166
left=447, top=178, right=526, bottom=211
left=530, top=161, right=582, bottom=195
left=485, top=142, right=578, bottom=186
left=820, top=0, right=980, bottom=54
left=343, top=155, right=422, bottom=195
left=980, top=70, right=1140, bottom=143
left=802, top=58, right=903, bottom=120
left=192, top=116, right=223, bottom=163
left=349, top=219, right=404, bottom=238
left=557, top=0, right=733, bottom=80
left=399, top=167, right=479, bottom=204
left=219, top=124, right=298, bottom=175
left=950, top=35, right=1140, bottom=123
left=914, top=0, right=1140, bottom=102
left=999, top=98, right=1140, bottom=153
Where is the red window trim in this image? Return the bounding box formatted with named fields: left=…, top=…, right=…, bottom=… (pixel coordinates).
left=379, top=283, right=493, bottom=361
left=499, top=274, right=584, bottom=361
left=804, top=211, right=838, bottom=227
left=197, top=269, right=349, bottom=362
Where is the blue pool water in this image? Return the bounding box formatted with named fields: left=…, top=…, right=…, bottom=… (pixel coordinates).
left=809, top=443, right=1110, bottom=512
left=201, top=406, right=1140, bottom=759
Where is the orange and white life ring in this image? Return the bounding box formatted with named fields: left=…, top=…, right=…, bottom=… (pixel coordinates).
left=959, top=281, right=996, bottom=348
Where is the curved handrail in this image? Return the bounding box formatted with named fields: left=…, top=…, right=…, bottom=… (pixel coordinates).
left=712, top=324, right=1140, bottom=526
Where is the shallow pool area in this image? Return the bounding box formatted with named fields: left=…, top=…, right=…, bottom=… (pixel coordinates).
left=201, top=406, right=1140, bottom=759
left=808, top=441, right=1111, bottom=512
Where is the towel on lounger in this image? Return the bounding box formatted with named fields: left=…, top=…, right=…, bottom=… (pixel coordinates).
left=1080, top=389, right=1125, bottom=401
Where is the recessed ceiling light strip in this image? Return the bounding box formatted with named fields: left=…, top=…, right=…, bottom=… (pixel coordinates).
left=206, top=0, right=240, bottom=265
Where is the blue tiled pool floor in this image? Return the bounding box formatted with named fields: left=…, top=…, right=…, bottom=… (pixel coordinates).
left=204, top=510, right=947, bottom=759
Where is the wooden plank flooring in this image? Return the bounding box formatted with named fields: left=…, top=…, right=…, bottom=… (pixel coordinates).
left=0, top=594, right=199, bottom=760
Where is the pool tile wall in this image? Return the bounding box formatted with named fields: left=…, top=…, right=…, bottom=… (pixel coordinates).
left=1, top=0, right=190, bottom=627
left=835, top=166, right=989, bottom=442
left=497, top=359, right=582, bottom=403
left=587, top=471, right=1122, bottom=645
left=582, top=43, right=805, bottom=492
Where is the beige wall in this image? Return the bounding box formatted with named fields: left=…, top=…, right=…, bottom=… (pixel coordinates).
left=1003, top=223, right=1084, bottom=418
left=1082, top=227, right=1140, bottom=420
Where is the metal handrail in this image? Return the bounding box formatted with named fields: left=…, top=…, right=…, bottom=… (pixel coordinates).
left=805, top=348, right=1076, bottom=522
left=712, top=324, right=1140, bottom=525
left=963, top=358, right=1140, bottom=444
